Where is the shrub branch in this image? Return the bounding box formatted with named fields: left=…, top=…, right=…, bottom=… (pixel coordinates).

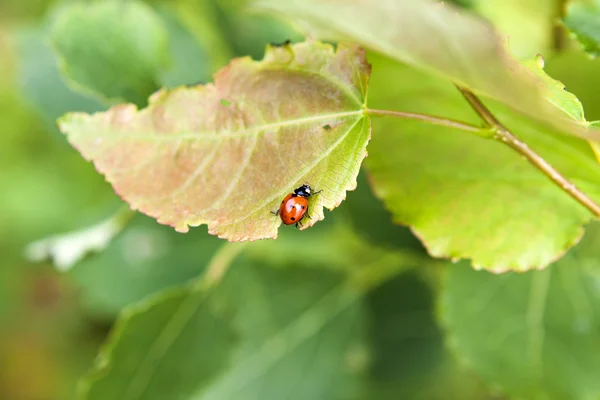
left=457, top=86, right=600, bottom=218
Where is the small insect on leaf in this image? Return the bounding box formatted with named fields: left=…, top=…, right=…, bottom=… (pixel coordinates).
left=58, top=40, right=372, bottom=241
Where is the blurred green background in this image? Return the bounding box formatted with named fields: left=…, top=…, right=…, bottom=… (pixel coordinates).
left=2, top=0, right=600, bottom=399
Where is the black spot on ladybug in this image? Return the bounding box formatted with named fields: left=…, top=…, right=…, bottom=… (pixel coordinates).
left=301, top=205, right=305, bottom=209
left=291, top=217, right=296, bottom=221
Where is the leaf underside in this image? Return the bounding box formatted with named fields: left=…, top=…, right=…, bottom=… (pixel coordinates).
left=59, top=41, right=372, bottom=241
left=250, top=0, right=600, bottom=141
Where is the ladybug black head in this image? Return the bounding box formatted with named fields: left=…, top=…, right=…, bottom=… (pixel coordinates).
left=293, top=184, right=312, bottom=198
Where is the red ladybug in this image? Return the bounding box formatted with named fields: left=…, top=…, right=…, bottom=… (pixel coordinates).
left=272, top=184, right=321, bottom=227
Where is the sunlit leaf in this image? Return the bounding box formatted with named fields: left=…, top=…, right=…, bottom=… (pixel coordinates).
left=364, top=53, right=600, bottom=271
left=249, top=0, right=600, bottom=141
left=50, top=0, right=170, bottom=105
left=440, top=223, right=600, bottom=399
left=564, top=0, right=600, bottom=57
left=59, top=41, right=371, bottom=241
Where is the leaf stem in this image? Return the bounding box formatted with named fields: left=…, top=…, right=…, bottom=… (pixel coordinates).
left=456, top=86, right=600, bottom=218
left=366, top=107, right=492, bottom=137
left=199, top=242, right=247, bottom=289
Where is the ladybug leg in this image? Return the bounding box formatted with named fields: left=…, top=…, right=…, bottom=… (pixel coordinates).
left=296, top=220, right=304, bottom=229
left=270, top=209, right=279, bottom=216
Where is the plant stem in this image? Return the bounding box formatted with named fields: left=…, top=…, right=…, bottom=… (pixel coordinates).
left=366, top=108, right=492, bottom=137
left=199, top=242, right=247, bottom=289
left=457, top=86, right=600, bottom=218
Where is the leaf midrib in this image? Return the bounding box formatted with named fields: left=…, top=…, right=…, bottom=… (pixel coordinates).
left=81, top=110, right=364, bottom=142
left=199, top=281, right=359, bottom=399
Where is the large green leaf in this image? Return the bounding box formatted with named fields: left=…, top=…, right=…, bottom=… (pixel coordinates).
left=81, top=242, right=373, bottom=400
left=249, top=0, right=600, bottom=141
left=80, top=275, right=238, bottom=400
left=440, top=223, right=600, bottom=399
left=219, top=228, right=432, bottom=399
left=564, top=0, right=600, bottom=57
left=50, top=0, right=170, bottom=105
left=196, top=259, right=367, bottom=400
left=364, top=53, right=600, bottom=271
left=59, top=41, right=371, bottom=241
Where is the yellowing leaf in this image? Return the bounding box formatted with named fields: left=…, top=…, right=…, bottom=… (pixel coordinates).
left=58, top=41, right=371, bottom=241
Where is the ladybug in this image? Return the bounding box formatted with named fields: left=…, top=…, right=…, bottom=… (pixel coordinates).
left=272, top=184, right=321, bottom=228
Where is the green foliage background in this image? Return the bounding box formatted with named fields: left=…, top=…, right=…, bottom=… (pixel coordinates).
left=1, top=0, right=600, bottom=399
